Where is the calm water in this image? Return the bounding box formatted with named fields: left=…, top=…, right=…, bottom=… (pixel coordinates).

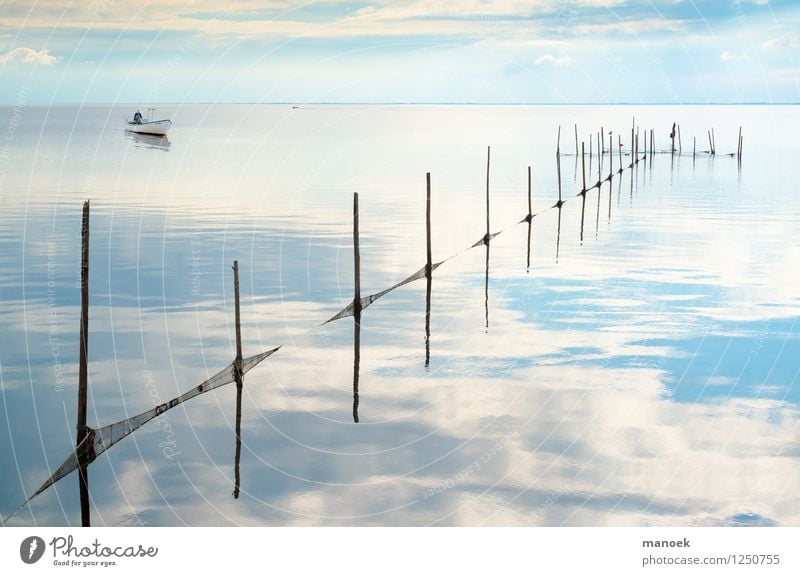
left=0, top=104, right=798, bottom=526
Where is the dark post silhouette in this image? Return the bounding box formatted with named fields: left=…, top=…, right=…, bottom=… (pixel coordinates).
left=581, top=142, right=586, bottom=193
left=574, top=124, right=578, bottom=156
left=232, top=260, right=243, bottom=499
left=353, top=193, right=361, bottom=313
left=77, top=200, right=90, bottom=528
left=353, top=192, right=361, bottom=421
left=527, top=166, right=532, bottom=220
left=425, top=173, right=432, bottom=366
left=485, top=146, right=491, bottom=243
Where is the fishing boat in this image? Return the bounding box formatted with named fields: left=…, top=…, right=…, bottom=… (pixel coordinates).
left=125, top=108, right=172, bottom=136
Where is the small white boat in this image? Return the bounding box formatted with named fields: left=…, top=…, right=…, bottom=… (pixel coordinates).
left=125, top=108, right=172, bottom=136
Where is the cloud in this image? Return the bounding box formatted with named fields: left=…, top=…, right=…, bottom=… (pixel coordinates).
left=0, top=47, right=57, bottom=65
left=761, top=33, right=800, bottom=51
left=720, top=50, right=747, bottom=61
left=535, top=54, right=573, bottom=67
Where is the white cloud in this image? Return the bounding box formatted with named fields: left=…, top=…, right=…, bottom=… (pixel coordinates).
left=761, top=33, right=800, bottom=51
left=0, top=47, right=57, bottom=65
left=535, top=54, right=573, bottom=67
left=720, top=50, right=747, bottom=61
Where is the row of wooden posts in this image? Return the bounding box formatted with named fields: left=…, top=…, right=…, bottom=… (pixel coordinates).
left=21, top=119, right=741, bottom=527
left=561, top=121, right=744, bottom=165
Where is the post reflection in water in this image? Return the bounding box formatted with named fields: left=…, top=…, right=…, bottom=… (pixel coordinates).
left=484, top=241, right=490, bottom=332
left=579, top=191, right=587, bottom=244
left=424, top=274, right=432, bottom=367
left=233, top=381, right=242, bottom=499
left=353, top=311, right=361, bottom=423
left=555, top=204, right=562, bottom=263
left=526, top=218, right=532, bottom=273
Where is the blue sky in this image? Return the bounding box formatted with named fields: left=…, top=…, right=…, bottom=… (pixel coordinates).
left=0, top=0, right=798, bottom=103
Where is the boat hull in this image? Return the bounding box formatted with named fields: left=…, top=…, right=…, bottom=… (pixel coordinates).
left=125, top=119, right=172, bottom=136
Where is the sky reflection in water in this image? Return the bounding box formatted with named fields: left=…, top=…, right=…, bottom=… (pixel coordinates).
left=0, top=104, right=798, bottom=526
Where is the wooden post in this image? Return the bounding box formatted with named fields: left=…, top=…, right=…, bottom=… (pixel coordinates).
left=353, top=192, right=361, bottom=314
left=527, top=166, right=532, bottom=219
left=618, top=135, right=623, bottom=173
left=574, top=124, right=578, bottom=156
left=630, top=125, right=634, bottom=168
left=693, top=136, right=696, bottom=159
left=77, top=199, right=90, bottom=528
left=426, top=173, right=432, bottom=275
left=608, top=132, right=613, bottom=179
left=353, top=192, right=361, bottom=421
left=556, top=126, right=561, bottom=157
left=232, top=260, right=243, bottom=499
left=737, top=126, right=742, bottom=160
left=597, top=132, right=601, bottom=186
left=651, top=129, right=654, bottom=158
left=677, top=124, right=682, bottom=153
left=581, top=142, right=586, bottom=193
left=425, top=174, right=432, bottom=365
left=485, top=146, right=490, bottom=242
left=635, top=126, right=640, bottom=163
left=711, top=128, right=716, bottom=155
left=707, top=130, right=713, bottom=154
left=739, top=135, right=743, bottom=163
left=556, top=147, right=562, bottom=205
left=643, top=128, right=646, bottom=158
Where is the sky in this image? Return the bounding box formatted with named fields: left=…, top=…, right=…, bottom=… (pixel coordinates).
left=0, top=0, right=798, bottom=104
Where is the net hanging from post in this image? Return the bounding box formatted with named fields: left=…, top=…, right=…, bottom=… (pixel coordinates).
left=10, top=347, right=279, bottom=516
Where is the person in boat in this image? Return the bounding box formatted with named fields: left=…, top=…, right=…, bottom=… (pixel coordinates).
left=133, top=110, right=143, bottom=124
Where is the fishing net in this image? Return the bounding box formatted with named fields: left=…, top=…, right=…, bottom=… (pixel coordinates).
left=12, top=347, right=280, bottom=515
left=324, top=263, right=441, bottom=324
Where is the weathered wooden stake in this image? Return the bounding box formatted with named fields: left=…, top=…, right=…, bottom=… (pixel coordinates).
left=609, top=132, right=613, bottom=179
left=77, top=199, right=90, bottom=528
left=527, top=166, right=532, bottom=219
left=425, top=175, right=432, bottom=365
left=557, top=148, right=563, bottom=205
left=556, top=126, right=561, bottom=157
left=677, top=124, right=682, bottom=153
left=618, top=135, right=623, bottom=173
left=232, top=260, right=243, bottom=499
left=353, top=192, right=361, bottom=313
left=643, top=128, right=647, bottom=158
left=574, top=124, right=578, bottom=156
left=707, top=130, right=713, bottom=155
left=581, top=141, right=586, bottom=193
left=630, top=126, right=634, bottom=168
left=353, top=192, right=361, bottom=421
left=597, top=132, right=602, bottom=185
left=737, top=126, right=742, bottom=160
left=485, top=146, right=491, bottom=242
left=711, top=128, right=716, bottom=155
left=426, top=173, right=432, bottom=275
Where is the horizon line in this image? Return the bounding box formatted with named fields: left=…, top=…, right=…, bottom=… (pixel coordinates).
left=1, top=101, right=798, bottom=107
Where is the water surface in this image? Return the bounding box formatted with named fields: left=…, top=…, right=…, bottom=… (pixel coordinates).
left=1, top=104, right=798, bottom=526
